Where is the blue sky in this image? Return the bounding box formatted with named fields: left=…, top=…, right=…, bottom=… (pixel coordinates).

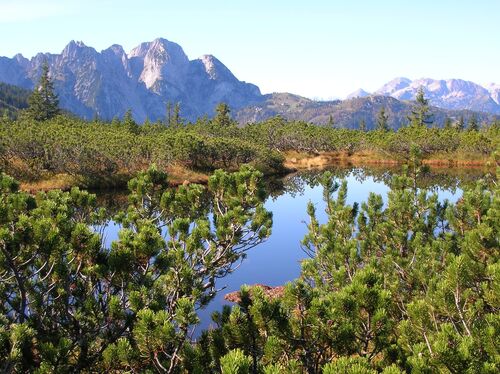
left=0, top=0, right=498, bottom=98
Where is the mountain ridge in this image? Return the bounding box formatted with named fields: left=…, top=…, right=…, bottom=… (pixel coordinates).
left=234, top=92, right=495, bottom=129
left=1, top=38, right=499, bottom=124
left=348, top=77, right=500, bottom=114
left=0, top=38, right=261, bottom=122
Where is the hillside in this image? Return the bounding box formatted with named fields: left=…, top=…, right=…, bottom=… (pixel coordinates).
left=235, top=93, right=495, bottom=129
left=0, top=82, right=30, bottom=117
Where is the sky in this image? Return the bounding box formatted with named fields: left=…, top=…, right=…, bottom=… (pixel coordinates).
left=0, top=0, right=499, bottom=99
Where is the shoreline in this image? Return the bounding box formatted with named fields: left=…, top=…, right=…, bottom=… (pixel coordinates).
left=283, top=151, right=496, bottom=170
left=19, top=152, right=495, bottom=193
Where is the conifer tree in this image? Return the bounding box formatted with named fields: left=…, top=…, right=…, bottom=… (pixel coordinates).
left=0, top=165, right=273, bottom=372
left=166, top=101, right=172, bottom=125
left=376, top=107, right=390, bottom=131
left=359, top=118, right=367, bottom=132
left=214, top=102, right=233, bottom=127
left=455, top=115, right=465, bottom=131
left=26, top=62, right=60, bottom=121
left=172, top=102, right=182, bottom=127
left=123, top=108, right=139, bottom=134
left=467, top=113, right=479, bottom=131
left=328, top=114, right=335, bottom=128
left=408, top=87, right=433, bottom=127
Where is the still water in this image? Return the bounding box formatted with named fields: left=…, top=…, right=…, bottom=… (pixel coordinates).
left=95, top=165, right=491, bottom=332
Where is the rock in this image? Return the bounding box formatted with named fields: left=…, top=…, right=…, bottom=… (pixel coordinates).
left=224, top=284, right=285, bottom=303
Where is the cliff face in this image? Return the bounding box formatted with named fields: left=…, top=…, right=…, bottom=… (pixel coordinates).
left=0, top=38, right=262, bottom=122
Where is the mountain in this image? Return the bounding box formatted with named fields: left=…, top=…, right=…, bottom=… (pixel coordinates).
left=376, top=77, right=412, bottom=95
left=346, top=88, right=370, bottom=99
left=1, top=38, right=499, bottom=124
left=0, top=81, right=30, bottom=117
left=488, top=83, right=500, bottom=105
left=234, top=93, right=494, bottom=129
left=0, top=38, right=261, bottom=122
left=375, top=77, right=500, bottom=114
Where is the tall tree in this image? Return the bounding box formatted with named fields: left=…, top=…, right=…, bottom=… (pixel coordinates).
left=376, top=107, right=390, bottom=131
left=123, top=109, right=139, bottom=134
left=359, top=118, right=366, bottom=132
left=166, top=101, right=172, bottom=126
left=455, top=115, right=465, bottom=131
left=214, top=102, right=233, bottom=127
left=26, top=62, right=60, bottom=121
left=408, top=87, right=433, bottom=127
left=328, top=114, right=335, bottom=128
left=467, top=114, right=479, bottom=131
left=172, top=102, right=182, bottom=127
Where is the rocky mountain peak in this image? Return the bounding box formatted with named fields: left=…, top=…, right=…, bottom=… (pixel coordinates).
left=104, top=44, right=126, bottom=56
left=346, top=88, right=370, bottom=99
left=374, top=77, right=500, bottom=114
left=1, top=38, right=498, bottom=122
left=198, top=54, right=236, bottom=82
left=487, top=83, right=500, bottom=105
left=128, top=38, right=189, bottom=90
left=376, top=77, right=412, bottom=95
left=0, top=37, right=265, bottom=122
left=61, top=40, right=97, bottom=61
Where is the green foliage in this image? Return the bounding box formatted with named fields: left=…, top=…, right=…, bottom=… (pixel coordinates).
left=408, top=87, right=434, bottom=127
left=214, top=102, right=234, bottom=128
left=377, top=106, right=390, bottom=131
left=197, top=164, right=499, bottom=373
left=0, top=166, right=272, bottom=372
left=1, top=98, right=498, bottom=187
left=467, top=113, right=479, bottom=131
left=25, top=62, right=60, bottom=121
left=0, top=149, right=498, bottom=372
left=220, top=349, right=253, bottom=374
left=0, top=82, right=30, bottom=118
left=0, top=115, right=287, bottom=183
left=123, top=108, right=139, bottom=134
left=359, top=118, right=367, bottom=132
left=456, top=115, right=465, bottom=131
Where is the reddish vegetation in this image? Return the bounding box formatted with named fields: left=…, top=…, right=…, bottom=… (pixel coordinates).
left=224, top=284, right=285, bottom=303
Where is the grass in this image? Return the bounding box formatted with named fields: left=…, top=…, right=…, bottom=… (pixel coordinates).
left=18, top=166, right=210, bottom=193
left=284, top=150, right=497, bottom=170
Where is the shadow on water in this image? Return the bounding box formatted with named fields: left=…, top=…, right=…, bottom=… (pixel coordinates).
left=91, top=165, right=495, bottom=332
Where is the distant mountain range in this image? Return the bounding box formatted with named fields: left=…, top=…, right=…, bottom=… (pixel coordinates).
left=0, top=38, right=498, bottom=127
left=347, top=77, right=500, bottom=114
left=234, top=93, right=493, bottom=130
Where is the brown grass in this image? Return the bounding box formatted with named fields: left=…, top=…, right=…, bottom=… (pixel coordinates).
left=18, top=165, right=210, bottom=193
left=20, top=174, right=81, bottom=193
left=165, top=164, right=209, bottom=186
left=284, top=151, right=495, bottom=169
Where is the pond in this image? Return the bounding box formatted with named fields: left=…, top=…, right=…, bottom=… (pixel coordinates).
left=94, top=165, right=493, bottom=333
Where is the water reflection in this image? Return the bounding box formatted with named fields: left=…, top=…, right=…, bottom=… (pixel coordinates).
left=92, top=165, right=495, bottom=332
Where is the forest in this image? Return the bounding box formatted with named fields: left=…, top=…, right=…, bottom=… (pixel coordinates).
left=0, top=66, right=498, bottom=373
